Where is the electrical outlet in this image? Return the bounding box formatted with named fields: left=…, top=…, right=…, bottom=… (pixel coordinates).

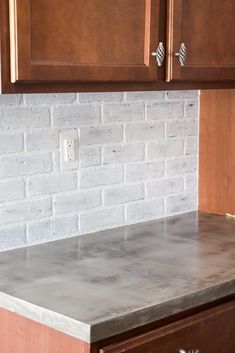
left=60, top=129, right=79, bottom=170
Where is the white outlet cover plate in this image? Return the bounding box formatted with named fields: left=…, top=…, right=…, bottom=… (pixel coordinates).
left=60, top=129, right=79, bottom=171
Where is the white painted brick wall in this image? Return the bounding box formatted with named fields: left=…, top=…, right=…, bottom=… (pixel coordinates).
left=0, top=90, right=200, bottom=251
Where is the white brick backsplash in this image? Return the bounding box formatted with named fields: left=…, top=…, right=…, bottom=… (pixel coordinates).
left=166, top=193, right=197, bottom=214
left=0, top=90, right=199, bottom=251
left=147, top=178, right=184, bottom=198
left=0, top=95, right=23, bottom=106
left=26, top=129, right=59, bottom=151
left=126, top=199, right=164, bottom=223
left=104, top=184, right=144, bottom=206
left=80, top=166, right=123, bottom=189
left=103, top=143, right=145, bottom=164
left=126, top=122, right=164, bottom=141
left=103, top=103, right=144, bottom=122
left=0, top=107, right=50, bottom=129
left=0, top=133, right=23, bottom=154
left=0, top=199, right=52, bottom=225
left=147, top=101, right=184, bottom=120
left=80, top=207, right=124, bottom=233
left=147, top=139, right=184, bottom=159
left=125, top=91, right=165, bottom=101
left=0, top=225, right=26, bottom=250
left=27, top=219, right=52, bottom=244
left=0, top=153, right=52, bottom=177
left=80, top=146, right=101, bottom=167
left=80, top=125, right=123, bottom=145
left=166, top=156, right=198, bottom=176
left=53, top=105, right=101, bottom=127
left=25, top=93, right=76, bottom=105
left=54, top=190, right=101, bottom=214
left=79, top=92, right=123, bottom=103
left=28, top=173, right=77, bottom=196
left=126, top=161, right=165, bottom=182
left=0, top=180, right=25, bottom=203
left=53, top=215, right=79, bottom=238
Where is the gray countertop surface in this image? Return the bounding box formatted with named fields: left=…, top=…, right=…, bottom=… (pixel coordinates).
left=0, top=211, right=234, bottom=343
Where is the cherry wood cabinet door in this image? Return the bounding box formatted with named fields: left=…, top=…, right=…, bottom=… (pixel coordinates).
left=9, top=0, right=164, bottom=83
left=100, top=300, right=235, bottom=353
left=167, top=0, right=235, bottom=81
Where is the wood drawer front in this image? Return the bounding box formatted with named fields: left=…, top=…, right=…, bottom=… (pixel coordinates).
left=100, top=300, right=235, bottom=353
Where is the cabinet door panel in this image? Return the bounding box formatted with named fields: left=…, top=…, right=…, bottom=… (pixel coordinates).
left=9, top=0, right=163, bottom=83
left=167, top=0, right=235, bottom=81
left=100, top=300, right=235, bottom=353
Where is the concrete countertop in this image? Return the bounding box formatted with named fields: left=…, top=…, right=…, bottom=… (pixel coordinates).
left=0, top=211, right=234, bottom=343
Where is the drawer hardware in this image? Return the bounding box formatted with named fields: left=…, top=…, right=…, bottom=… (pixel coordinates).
left=151, top=42, right=165, bottom=67
left=179, top=349, right=199, bottom=353
left=174, top=43, right=187, bottom=66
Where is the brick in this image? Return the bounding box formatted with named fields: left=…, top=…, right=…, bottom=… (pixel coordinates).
left=184, top=119, right=199, bottom=136
left=54, top=190, right=101, bottom=214
left=53, top=215, right=79, bottom=237
left=0, top=133, right=23, bottom=154
left=27, top=219, right=52, bottom=244
left=0, top=225, right=26, bottom=251
left=0, top=180, right=25, bottom=202
left=126, top=122, right=164, bottom=141
left=24, top=93, right=76, bottom=105
left=26, top=129, right=59, bottom=151
left=104, top=184, right=144, bottom=205
left=80, top=146, right=101, bottom=167
left=126, top=161, right=165, bottom=182
left=103, top=143, right=145, bottom=164
left=147, top=139, right=184, bottom=159
left=147, top=101, right=184, bottom=120
left=0, top=94, right=22, bottom=106
left=53, top=105, right=100, bottom=127
left=126, top=199, right=164, bottom=223
left=166, top=156, right=198, bottom=176
left=0, top=199, right=52, bottom=225
left=166, top=193, right=197, bottom=214
left=80, top=166, right=123, bottom=189
left=28, top=173, right=77, bottom=196
left=80, top=125, right=123, bottom=145
left=166, top=121, right=183, bottom=138
left=185, top=174, right=198, bottom=192
left=185, top=136, right=198, bottom=155
left=80, top=207, right=124, bottom=232
left=167, top=90, right=199, bottom=99
left=79, top=92, right=123, bottom=103
left=147, top=178, right=184, bottom=197
left=185, top=100, right=199, bottom=118
left=125, top=91, right=165, bottom=101
left=0, top=107, right=50, bottom=129
left=103, top=102, right=144, bottom=122
left=0, top=153, right=52, bottom=177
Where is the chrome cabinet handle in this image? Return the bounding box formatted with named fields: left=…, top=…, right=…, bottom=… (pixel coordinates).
left=174, top=43, right=187, bottom=66
left=179, top=349, right=199, bottom=353
left=151, top=42, right=165, bottom=67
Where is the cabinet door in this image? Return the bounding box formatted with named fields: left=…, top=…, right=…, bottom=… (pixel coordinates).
left=167, top=0, right=235, bottom=81
left=9, top=0, right=163, bottom=83
left=100, top=300, right=235, bottom=353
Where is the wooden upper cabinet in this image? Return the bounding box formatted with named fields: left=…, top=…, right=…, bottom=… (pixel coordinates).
left=9, top=0, right=163, bottom=83
left=167, top=0, right=235, bottom=82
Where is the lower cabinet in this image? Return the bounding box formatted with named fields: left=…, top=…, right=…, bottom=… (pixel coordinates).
left=100, top=300, right=235, bottom=353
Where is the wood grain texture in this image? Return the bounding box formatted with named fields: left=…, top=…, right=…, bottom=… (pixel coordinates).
left=168, top=0, right=235, bottom=81
left=0, top=308, right=91, bottom=353
left=100, top=300, right=235, bottom=353
left=199, top=90, right=235, bottom=215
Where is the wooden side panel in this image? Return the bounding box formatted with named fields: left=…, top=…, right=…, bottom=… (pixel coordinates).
left=0, top=308, right=91, bottom=353
left=199, top=90, right=235, bottom=215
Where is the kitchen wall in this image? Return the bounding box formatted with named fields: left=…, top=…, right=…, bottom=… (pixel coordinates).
left=0, top=91, right=199, bottom=251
